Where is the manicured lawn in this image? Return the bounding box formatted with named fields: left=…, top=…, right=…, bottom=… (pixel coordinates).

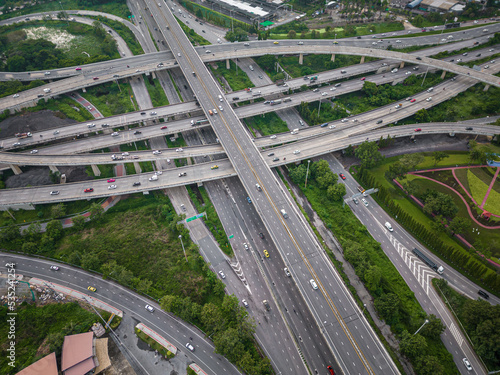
left=244, top=113, right=289, bottom=136
left=467, top=169, right=490, bottom=206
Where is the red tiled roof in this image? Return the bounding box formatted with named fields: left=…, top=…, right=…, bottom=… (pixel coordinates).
left=16, top=352, right=58, bottom=375
left=61, top=332, right=95, bottom=375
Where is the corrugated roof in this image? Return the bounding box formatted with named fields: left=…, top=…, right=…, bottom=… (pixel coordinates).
left=421, top=0, right=457, bottom=10
left=61, top=332, right=95, bottom=374
left=16, top=352, right=58, bottom=375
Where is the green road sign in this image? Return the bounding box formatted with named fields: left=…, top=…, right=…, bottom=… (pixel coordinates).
left=186, top=213, right=205, bottom=223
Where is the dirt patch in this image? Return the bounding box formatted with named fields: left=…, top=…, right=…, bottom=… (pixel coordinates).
left=0, top=110, right=77, bottom=139
left=4, top=165, right=92, bottom=189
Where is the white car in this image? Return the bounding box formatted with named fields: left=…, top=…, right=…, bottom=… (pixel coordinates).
left=243, top=243, right=249, bottom=250
left=153, top=150, right=162, bottom=155
left=108, top=185, right=117, bottom=190
left=270, top=135, right=277, bottom=139
left=176, top=148, right=184, bottom=152
left=310, top=279, right=318, bottom=290
left=385, top=222, right=393, bottom=232
left=341, top=118, right=348, bottom=123
left=30, top=149, right=38, bottom=154
left=462, top=358, right=472, bottom=371
left=111, top=132, right=119, bottom=137
left=396, top=40, right=401, bottom=43
left=145, top=304, right=155, bottom=312
left=361, top=198, right=369, bottom=207
left=293, top=150, right=300, bottom=154
left=177, top=53, right=181, bottom=57
left=13, top=94, right=19, bottom=98
left=155, top=171, right=163, bottom=175
left=297, top=41, right=303, bottom=45
left=329, top=125, right=336, bottom=129
left=186, top=343, right=195, bottom=352
left=50, top=191, right=60, bottom=195
left=242, top=299, right=249, bottom=307
left=284, top=267, right=291, bottom=277
left=330, top=87, right=336, bottom=91
left=50, top=265, right=59, bottom=271
left=218, top=270, right=226, bottom=279
left=218, top=105, right=223, bottom=111
left=213, top=108, right=218, bottom=114
left=53, top=130, right=60, bottom=135
left=122, top=152, right=129, bottom=156
left=321, top=92, right=327, bottom=96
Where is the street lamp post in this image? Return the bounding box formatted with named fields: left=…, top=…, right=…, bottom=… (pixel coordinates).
left=362, top=303, right=367, bottom=314
left=414, top=319, right=429, bottom=335
left=179, top=234, right=188, bottom=262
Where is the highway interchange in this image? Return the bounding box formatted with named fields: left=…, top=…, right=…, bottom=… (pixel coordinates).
left=1, top=3, right=499, bottom=375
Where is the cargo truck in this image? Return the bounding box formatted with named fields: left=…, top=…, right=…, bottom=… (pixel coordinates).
left=412, top=248, right=444, bottom=274
left=15, top=132, right=32, bottom=138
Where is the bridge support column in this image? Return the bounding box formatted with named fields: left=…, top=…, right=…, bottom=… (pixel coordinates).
left=226, top=59, right=230, bottom=70
left=299, top=53, right=303, bottom=65
left=133, top=162, right=142, bottom=174
left=81, top=87, right=86, bottom=93
left=399, top=61, right=405, bottom=69
left=91, top=164, right=101, bottom=177
left=151, top=71, right=156, bottom=79
left=483, top=84, right=490, bottom=92
left=49, top=165, right=59, bottom=173
left=331, top=54, right=335, bottom=62
left=360, top=56, right=365, bottom=64
left=441, top=70, right=446, bottom=79
left=9, top=164, right=22, bottom=175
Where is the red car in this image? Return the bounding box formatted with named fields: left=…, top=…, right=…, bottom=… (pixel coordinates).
left=415, top=128, right=422, bottom=132
left=327, top=366, right=335, bottom=375
left=360, top=77, right=366, bottom=81
left=93, top=77, right=99, bottom=80
left=84, top=188, right=94, bottom=193
left=75, top=67, right=82, bottom=71
left=410, top=99, right=416, bottom=103
left=339, top=173, right=346, bottom=180
left=161, top=126, right=168, bottom=130
left=107, top=179, right=115, bottom=183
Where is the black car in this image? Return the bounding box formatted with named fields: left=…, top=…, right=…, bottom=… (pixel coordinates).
left=376, top=120, right=383, bottom=124
left=416, top=57, right=422, bottom=60
left=476, top=53, right=481, bottom=57
left=268, top=152, right=275, bottom=156
left=134, top=130, right=142, bottom=135
left=101, top=124, right=110, bottom=128
left=273, top=157, right=279, bottom=162
left=259, top=232, right=265, bottom=239
left=140, top=112, right=146, bottom=115
left=465, top=127, right=473, bottom=131
left=133, top=182, right=141, bottom=186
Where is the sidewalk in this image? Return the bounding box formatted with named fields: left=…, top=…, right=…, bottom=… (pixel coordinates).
left=135, top=323, right=178, bottom=355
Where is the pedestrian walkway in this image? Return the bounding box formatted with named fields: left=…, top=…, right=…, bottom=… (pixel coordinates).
left=29, top=277, right=123, bottom=317
left=135, top=323, right=178, bottom=355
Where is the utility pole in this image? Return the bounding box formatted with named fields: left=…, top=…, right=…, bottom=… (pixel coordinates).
left=179, top=234, right=188, bottom=262
left=305, top=160, right=311, bottom=188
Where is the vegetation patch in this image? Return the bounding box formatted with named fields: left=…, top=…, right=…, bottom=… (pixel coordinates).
left=144, top=76, right=169, bottom=107
left=244, top=113, right=289, bottom=136
left=178, top=0, right=252, bottom=31
left=80, top=80, right=136, bottom=116
left=135, top=327, right=175, bottom=359
left=210, top=60, right=254, bottom=92
left=467, top=169, right=489, bottom=207
left=88, top=16, right=144, bottom=55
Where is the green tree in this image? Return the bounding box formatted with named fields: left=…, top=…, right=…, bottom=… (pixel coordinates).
left=6, top=55, right=26, bottom=72
left=364, top=265, right=382, bottom=291
left=354, top=141, right=383, bottom=168
left=89, top=203, right=104, bottom=222
left=45, top=219, right=63, bottom=240
left=81, top=252, right=101, bottom=271
left=412, top=15, right=425, bottom=27
left=51, top=203, right=66, bottom=219
left=374, top=293, right=400, bottom=323
left=423, top=192, right=458, bottom=218
left=415, top=108, right=430, bottom=123
left=421, top=314, right=446, bottom=340
left=214, top=327, right=246, bottom=362
left=23, top=222, right=42, bottom=240
left=430, top=215, right=447, bottom=232
left=416, top=355, right=445, bottom=375
left=287, top=30, right=296, bottom=38
left=432, top=151, right=449, bottom=167
left=71, top=215, right=86, bottom=230
left=344, top=144, right=355, bottom=157
left=448, top=217, right=469, bottom=235
left=344, top=24, right=356, bottom=36
left=362, top=81, right=378, bottom=97
left=289, top=164, right=308, bottom=185
left=399, top=330, right=427, bottom=360
left=399, top=153, right=424, bottom=171
left=327, top=183, right=346, bottom=201
left=137, top=279, right=153, bottom=294
left=225, top=27, right=249, bottom=42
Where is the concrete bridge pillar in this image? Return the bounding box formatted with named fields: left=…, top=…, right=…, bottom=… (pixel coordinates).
left=9, top=164, right=22, bottom=175
left=441, top=71, right=446, bottom=79
left=133, top=162, right=142, bottom=174
left=151, top=71, right=156, bottom=79
left=81, top=87, right=86, bottom=93
left=360, top=56, right=365, bottom=64
left=399, top=61, right=405, bottom=69
left=91, top=164, right=101, bottom=177
left=299, top=53, right=303, bottom=65
left=226, top=59, right=230, bottom=70
left=49, top=165, right=59, bottom=173
left=331, top=54, right=335, bottom=62
left=483, top=84, right=490, bottom=92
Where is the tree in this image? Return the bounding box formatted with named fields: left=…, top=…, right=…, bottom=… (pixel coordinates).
left=448, top=217, right=469, bottom=235
left=415, top=108, right=430, bottom=123
left=399, top=153, right=424, bottom=171
left=354, top=141, right=383, bottom=168
left=71, top=215, right=86, bottom=230
left=289, top=164, right=308, bottom=185
left=23, top=222, right=42, bottom=240
left=374, top=293, right=400, bottom=323
left=51, top=203, right=66, bottom=219
left=362, top=81, right=378, bottom=97
left=430, top=215, right=447, bottom=232
left=421, top=314, right=446, bottom=339
left=57, top=11, right=68, bottom=20
left=412, top=15, right=425, bottom=27
left=424, top=192, right=458, bottom=218
left=89, top=203, right=104, bottom=222
left=399, top=330, right=427, bottom=359
left=287, top=30, right=296, bottom=38
left=432, top=151, right=449, bottom=167
left=45, top=220, right=63, bottom=240
left=344, top=24, right=356, bottom=36
left=225, top=28, right=249, bottom=42
left=344, top=144, right=355, bottom=157
left=416, top=355, right=445, bottom=375
left=364, top=265, right=382, bottom=291
left=327, top=183, right=346, bottom=201
left=81, top=252, right=101, bottom=271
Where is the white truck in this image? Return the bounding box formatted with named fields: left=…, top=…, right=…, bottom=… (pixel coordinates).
left=149, top=174, right=158, bottom=182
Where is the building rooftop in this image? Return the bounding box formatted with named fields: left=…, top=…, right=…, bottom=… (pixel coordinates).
left=16, top=352, right=58, bottom=375
left=61, top=331, right=96, bottom=375
left=420, top=0, right=458, bottom=11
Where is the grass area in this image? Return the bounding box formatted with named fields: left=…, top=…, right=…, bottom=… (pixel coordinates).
left=178, top=0, right=251, bottom=31
left=0, top=302, right=112, bottom=374
left=186, top=185, right=233, bottom=256
left=284, top=162, right=456, bottom=374
left=209, top=60, right=254, bottom=92
left=467, top=169, right=490, bottom=207
left=85, top=164, right=116, bottom=179
left=135, top=327, right=175, bottom=359
left=144, top=76, right=169, bottom=107
left=80, top=81, right=136, bottom=117
left=89, top=16, right=144, bottom=55
left=0, top=197, right=100, bottom=227
left=244, top=112, right=289, bottom=136
left=168, top=71, right=184, bottom=102
left=24, top=96, right=95, bottom=123
left=0, top=0, right=131, bottom=20
left=139, top=161, right=155, bottom=173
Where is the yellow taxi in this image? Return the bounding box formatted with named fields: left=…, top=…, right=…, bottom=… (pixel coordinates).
left=273, top=41, right=279, bottom=44
left=333, top=41, right=339, bottom=44
left=87, top=286, right=97, bottom=292
left=263, top=250, right=270, bottom=258
left=211, top=165, right=219, bottom=170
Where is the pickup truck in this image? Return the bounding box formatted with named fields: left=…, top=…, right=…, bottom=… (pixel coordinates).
left=149, top=174, right=158, bottom=181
